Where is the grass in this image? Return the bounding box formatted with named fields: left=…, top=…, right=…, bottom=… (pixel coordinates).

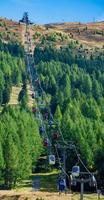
left=35, top=169, right=59, bottom=192
left=9, top=86, right=21, bottom=105
left=9, top=85, right=34, bottom=107
left=15, top=170, right=59, bottom=192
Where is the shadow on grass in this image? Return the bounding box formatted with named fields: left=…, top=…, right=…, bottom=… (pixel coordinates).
left=0, top=195, right=21, bottom=200
left=0, top=171, right=59, bottom=193
left=16, top=179, right=32, bottom=189
left=31, top=172, right=59, bottom=193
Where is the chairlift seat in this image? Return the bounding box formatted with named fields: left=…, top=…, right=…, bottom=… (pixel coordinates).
left=49, top=155, right=55, bottom=165
left=39, top=126, right=44, bottom=134
left=72, top=166, right=80, bottom=177
left=89, top=175, right=96, bottom=187
left=43, top=138, right=49, bottom=147
left=32, top=93, right=35, bottom=99
left=70, top=175, right=77, bottom=186
left=32, top=107, right=36, bottom=113
left=53, top=132, right=59, bottom=140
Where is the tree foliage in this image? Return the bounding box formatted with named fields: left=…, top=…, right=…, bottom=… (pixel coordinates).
left=33, top=44, right=104, bottom=181
left=0, top=106, right=42, bottom=188
left=0, top=40, right=25, bottom=105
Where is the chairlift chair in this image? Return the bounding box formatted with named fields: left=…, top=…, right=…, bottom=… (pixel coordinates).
left=72, top=166, right=80, bottom=177
left=32, top=107, right=37, bottom=113
left=32, top=93, right=35, bottom=99
left=39, top=126, right=44, bottom=135
left=44, top=112, right=49, bottom=120
left=35, top=79, right=39, bottom=86
left=43, top=138, right=49, bottom=147
left=53, top=132, right=59, bottom=140
left=49, top=155, right=55, bottom=165
left=38, top=88, right=42, bottom=97
left=39, top=101, right=45, bottom=109
left=49, top=119, right=53, bottom=127
left=89, top=175, right=96, bottom=187
left=70, top=175, right=77, bottom=186
left=36, top=112, right=41, bottom=120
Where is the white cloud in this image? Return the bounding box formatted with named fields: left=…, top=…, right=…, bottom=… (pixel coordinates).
left=97, top=13, right=104, bottom=21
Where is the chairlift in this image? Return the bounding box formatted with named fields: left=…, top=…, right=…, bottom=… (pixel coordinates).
left=35, top=92, right=39, bottom=99
left=72, top=166, right=80, bottom=177
left=89, top=175, right=96, bottom=187
left=53, top=132, right=59, bottom=140
left=43, top=138, right=49, bottom=147
left=49, top=155, right=55, bottom=165
left=49, top=119, right=53, bottom=127
left=70, top=175, right=77, bottom=186
left=39, top=101, right=45, bottom=109
left=44, top=112, right=49, bottom=120
left=39, top=126, right=44, bottom=135
left=30, top=85, right=33, bottom=91
left=36, top=112, right=41, bottom=120
left=32, top=107, right=36, bottom=113
left=38, top=91, right=42, bottom=97
left=25, top=31, right=29, bottom=36
left=32, top=93, right=35, bottom=99
left=25, top=32, right=29, bottom=37
left=35, top=78, right=39, bottom=86
left=58, top=177, right=66, bottom=191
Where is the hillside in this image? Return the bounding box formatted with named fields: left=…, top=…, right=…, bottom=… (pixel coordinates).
left=45, top=21, right=104, bottom=48
left=0, top=17, right=104, bottom=49
left=0, top=14, right=104, bottom=199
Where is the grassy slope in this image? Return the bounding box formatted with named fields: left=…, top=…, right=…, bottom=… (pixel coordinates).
left=9, top=85, right=34, bottom=107
left=46, top=22, right=104, bottom=48
left=0, top=17, right=104, bottom=48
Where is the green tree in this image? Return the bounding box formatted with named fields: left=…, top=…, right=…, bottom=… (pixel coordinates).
left=54, top=105, right=62, bottom=125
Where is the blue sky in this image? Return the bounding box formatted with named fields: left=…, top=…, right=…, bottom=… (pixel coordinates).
left=0, top=0, right=104, bottom=24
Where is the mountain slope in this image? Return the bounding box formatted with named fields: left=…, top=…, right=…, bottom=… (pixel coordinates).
left=0, top=17, right=104, bottom=49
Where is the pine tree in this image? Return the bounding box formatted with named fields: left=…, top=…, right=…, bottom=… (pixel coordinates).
left=54, top=105, right=62, bottom=125
left=3, top=134, right=19, bottom=189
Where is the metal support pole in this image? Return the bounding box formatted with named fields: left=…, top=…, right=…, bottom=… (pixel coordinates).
left=63, top=148, right=67, bottom=192
left=80, top=179, right=84, bottom=200
left=97, top=190, right=101, bottom=200
left=63, top=148, right=66, bottom=173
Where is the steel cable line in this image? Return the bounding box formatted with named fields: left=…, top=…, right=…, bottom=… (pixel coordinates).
left=28, top=52, right=67, bottom=172
left=27, top=51, right=66, bottom=151
left=24, top=24, right=52, bottom=151
left=73, top=145, right=98, bottom=191
left=32, top=64, right=66, bottom=145
left=54, top=144, right=69, bottom=178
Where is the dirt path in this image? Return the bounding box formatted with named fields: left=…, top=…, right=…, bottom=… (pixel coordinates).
left=0, top=191, right=73, bottom=200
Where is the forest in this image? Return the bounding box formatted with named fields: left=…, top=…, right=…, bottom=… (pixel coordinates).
left=0, top=40, right=25, bottom=106
left=0, top=40, right=42, bottom=188
left=34, top=43, right=104, bottom=185
left=0, top=38, right=104, bottom=189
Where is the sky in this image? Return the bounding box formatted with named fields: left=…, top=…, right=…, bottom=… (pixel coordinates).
left=0, top=0, right=104, bottom=24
